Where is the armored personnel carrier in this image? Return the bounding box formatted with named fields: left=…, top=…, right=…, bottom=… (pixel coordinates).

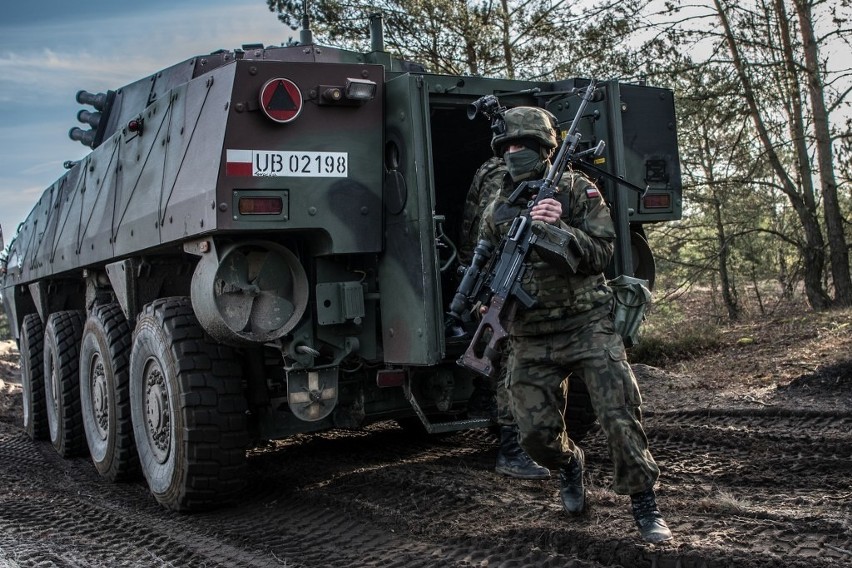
left=0, top=15, right=681, bottom=510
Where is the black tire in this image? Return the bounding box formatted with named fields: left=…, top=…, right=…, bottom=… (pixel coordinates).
left=80, top=304, right=139, bottom=481
left=630, top=231, right=656, bottom=291
left=43, top=310, right=87, bottom=457
left=20, top=314, right=47, bottom=440
left=129, top=297, right=248, bottom=511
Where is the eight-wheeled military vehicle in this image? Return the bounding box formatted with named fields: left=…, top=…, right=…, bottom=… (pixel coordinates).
left=0, top=15, right=682, bottom=510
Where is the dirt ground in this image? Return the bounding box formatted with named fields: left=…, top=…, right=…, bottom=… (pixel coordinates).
left=0, top=305, right=850, bottom=567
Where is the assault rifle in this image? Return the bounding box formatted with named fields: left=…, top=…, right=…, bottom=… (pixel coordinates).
left=448, top=80, right=604, bottom=378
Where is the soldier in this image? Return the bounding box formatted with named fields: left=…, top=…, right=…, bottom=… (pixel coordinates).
left=458, top=157, right=550, bottom=481
left=474, top=106, right=672, bottom=543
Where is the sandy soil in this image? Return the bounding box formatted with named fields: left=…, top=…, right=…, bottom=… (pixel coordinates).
left=0, top=306, right=850, bottom=567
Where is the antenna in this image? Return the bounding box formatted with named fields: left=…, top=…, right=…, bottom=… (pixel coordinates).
left=300, top=0, right=313, bottom=45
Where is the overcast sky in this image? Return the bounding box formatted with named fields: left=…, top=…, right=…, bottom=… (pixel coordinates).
left=0, top=0, right=294, bottom=250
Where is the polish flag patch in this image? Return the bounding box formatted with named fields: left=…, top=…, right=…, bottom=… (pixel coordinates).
left=585, top=186, right=601, bottom=198
left=225, top=149, right=252, bottom=176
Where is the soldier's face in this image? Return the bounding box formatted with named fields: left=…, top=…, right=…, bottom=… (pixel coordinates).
left=506, top=143, right=526, bottom=154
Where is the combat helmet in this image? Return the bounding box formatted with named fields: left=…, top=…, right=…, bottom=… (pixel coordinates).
left=491, top=106, right=558, bottom=156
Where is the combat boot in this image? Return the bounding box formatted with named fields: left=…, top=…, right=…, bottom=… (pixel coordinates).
left=558, top=447, right=585, bottom=514
left=631, top=488, right=673, bottom=543
left=495, top=425, right=550, bottom=479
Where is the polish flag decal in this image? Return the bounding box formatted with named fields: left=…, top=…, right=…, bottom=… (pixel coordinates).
left=585, top=186, right=601, bottom=199
left=226, top=149, right=252, bottom=176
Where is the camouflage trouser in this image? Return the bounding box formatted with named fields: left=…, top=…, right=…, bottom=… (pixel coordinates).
left=507, top=309, right=659, bottom=495
left=496, top=351, right=514, bottom=426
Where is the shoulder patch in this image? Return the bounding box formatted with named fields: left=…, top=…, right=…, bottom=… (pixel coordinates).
left=585, top=186, right=600, bottom=199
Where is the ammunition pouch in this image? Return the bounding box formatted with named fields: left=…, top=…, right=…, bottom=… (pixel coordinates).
left=531, top=221, right=580, bottom=273
left=608, top=275, right=652, bottom=347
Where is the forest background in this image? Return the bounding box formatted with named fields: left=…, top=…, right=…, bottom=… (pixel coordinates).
left=264, top=0, right=852, bottom=347
left=2, top=0, right=851, bottom=355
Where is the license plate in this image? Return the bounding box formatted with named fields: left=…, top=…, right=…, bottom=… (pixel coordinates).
left=227, top=150, right=348, bottom=178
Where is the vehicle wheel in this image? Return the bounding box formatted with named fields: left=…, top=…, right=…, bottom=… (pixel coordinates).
left=43, top=310, right=87, bottom=457
left=80, top=304, right=138, bottom=481
left=129, top=297, right=248, bottom=511
left=630, top=231, right=656, bottom=290
left=20, top=314, right=47, bottom=440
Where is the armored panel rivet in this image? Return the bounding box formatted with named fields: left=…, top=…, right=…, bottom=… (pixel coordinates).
left=199, top=241, right=210, bottom=253
left=249, top=66, right=257, bottom=75
left=361, top=70, right=369, bottom=78
left=360, top=207, right=368, bottom=215
left=218, top=203, right=228, bottom=211
left=389, top=328, right=394, bottom=337
left=234, top=102, right=245, bottom=113
left=308, top=207, right=317, bottom=216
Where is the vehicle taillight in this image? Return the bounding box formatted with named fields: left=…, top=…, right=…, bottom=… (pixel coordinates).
left=642, top=193, right=671, bottom=209
left=238, top=196, right=284, bottom=215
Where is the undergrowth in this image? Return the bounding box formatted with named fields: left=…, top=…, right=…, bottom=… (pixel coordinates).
left=627, top=296, right=724, bottom=367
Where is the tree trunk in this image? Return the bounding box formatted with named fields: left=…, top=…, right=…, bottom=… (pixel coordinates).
left=713, top=0, right=832, bottom=309
left=793, top=0, right=852, bottom=305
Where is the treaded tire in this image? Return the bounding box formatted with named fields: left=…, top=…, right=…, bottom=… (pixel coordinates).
left=43, top=310, right=87, bottom=457
left=80, top=303, right=139, bottom=481
left=21, top=314, right=47, bottom=440
left=129, top=297, right=248, bottom=511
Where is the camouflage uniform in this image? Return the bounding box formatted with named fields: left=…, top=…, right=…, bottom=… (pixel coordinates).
left=477, top=166, right=660, bottom=496
left=459, top=157, right=514, bottom=426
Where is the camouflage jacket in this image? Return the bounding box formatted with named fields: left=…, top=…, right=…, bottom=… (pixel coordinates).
left=459, top=157, right=505, bottom=267
left=476, top=162, right=616, bottom=336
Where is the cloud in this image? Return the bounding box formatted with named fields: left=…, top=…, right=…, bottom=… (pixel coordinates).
left=0, top=1, right=289, bottom=234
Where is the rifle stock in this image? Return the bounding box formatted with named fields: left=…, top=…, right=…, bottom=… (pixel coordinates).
left=450, top=81, right=601, bottom=378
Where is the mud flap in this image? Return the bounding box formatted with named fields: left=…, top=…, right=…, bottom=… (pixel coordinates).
left=287, top=367, right=339, bottom=422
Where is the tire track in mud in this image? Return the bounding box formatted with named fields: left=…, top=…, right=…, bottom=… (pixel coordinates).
left=636, top=408, right=852, bottom=566
left=1, top=400, right=851, bottom=567
left=0, top=420, right=603, bottom=568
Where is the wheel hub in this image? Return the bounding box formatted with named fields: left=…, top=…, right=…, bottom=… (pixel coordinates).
left=144, top=364, right=171, bottom=464
left=46, top=356, right=59, bottom=439
left=90, top=356, right=109, bottom=439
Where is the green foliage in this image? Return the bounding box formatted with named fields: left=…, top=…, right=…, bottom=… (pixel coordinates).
left=628, top=303, right=723, bottom=367
left=265, top=0, right=646, bottom=79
